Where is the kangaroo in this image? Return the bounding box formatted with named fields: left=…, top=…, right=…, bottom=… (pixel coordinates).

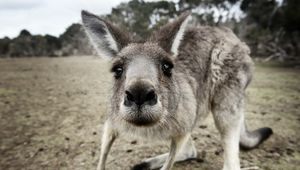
left=81, top=10, right=273, bottom=170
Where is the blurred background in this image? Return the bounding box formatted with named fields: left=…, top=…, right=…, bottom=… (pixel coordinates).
left=0, top=0, right=299, bottom=170
left=0, top=0, right=299, bottom=61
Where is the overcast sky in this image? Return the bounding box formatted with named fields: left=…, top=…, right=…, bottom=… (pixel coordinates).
left=0, top=0, right=132, bottom=38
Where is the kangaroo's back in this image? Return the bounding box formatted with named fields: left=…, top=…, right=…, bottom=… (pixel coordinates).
left=178, top=26, right=253, bottom=86
left=175, top=26, right=254, bottom=122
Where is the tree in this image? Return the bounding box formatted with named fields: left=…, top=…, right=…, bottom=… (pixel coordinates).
left=108, top=0, right=177, bottom=39
left=0, top=37, right=10, bottom=57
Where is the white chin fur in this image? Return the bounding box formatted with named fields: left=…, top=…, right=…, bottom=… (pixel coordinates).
left=116, top=101, right=176, bottom=140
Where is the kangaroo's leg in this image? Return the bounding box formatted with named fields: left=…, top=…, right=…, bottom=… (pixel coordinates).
left=211, top=88, right=245, bottom=170
left=97, top=121, right=117, bottom=170
left=160, top=134, right=192, bottom=170
left=132, top=134, right=196, bottom=170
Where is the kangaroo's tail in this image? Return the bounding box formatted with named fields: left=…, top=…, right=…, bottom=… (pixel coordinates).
left=239, top=122, right=273, bottom=150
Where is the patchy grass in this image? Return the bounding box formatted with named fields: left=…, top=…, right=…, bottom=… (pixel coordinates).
left=0, top=88, right=16, bottom=95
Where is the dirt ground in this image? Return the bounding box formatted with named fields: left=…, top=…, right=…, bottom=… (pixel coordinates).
left=0, top=56, right=299, bottom=170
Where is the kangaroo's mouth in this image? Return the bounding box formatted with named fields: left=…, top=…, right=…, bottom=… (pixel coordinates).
left=124, top=114, right=160, bottom=126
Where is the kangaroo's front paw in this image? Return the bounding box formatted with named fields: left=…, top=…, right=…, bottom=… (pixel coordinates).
left=132, top=162, right=151, bottom=170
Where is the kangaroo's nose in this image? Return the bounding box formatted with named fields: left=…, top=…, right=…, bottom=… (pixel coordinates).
left=124, top=85, right=157, bottom=107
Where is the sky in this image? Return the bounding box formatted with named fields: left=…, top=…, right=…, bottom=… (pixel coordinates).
left=0, top=0, right=131, bottom=38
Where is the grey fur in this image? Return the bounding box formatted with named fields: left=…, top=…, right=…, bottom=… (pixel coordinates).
left=81, top=10, right=273, bottom=170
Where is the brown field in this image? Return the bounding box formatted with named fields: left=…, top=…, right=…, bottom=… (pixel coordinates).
left=0, top=56, right=299, bottom=170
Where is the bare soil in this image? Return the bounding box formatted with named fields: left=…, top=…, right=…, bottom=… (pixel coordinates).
left=0, top=57, right=299, bottom=170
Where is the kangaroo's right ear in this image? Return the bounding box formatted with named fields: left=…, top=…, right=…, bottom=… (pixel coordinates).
left=81, top=10, right=131, bottom=59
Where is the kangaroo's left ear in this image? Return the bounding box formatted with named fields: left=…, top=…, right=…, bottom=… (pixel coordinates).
left=81, top=10, right=131, bottom=59
left=150, top=12, right=191, bottom=57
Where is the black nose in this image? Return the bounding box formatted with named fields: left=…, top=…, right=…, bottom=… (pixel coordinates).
left=124, top=87, right=157, bottom=107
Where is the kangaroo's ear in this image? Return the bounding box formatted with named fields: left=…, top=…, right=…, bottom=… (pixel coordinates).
left=81, top=10, right=131, bottom=59
left=150, top=12, right=191, bottom=57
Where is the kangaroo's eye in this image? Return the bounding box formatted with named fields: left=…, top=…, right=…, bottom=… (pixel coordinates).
left=161, top=61, right=173, bottom=77
left=113, top=66, right=123, bottom=79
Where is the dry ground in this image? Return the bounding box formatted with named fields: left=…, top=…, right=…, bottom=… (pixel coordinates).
left=0, top=57, right=299, bottom=170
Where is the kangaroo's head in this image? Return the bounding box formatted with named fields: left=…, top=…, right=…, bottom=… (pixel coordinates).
left=81, top=10, right=190, bottom=127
